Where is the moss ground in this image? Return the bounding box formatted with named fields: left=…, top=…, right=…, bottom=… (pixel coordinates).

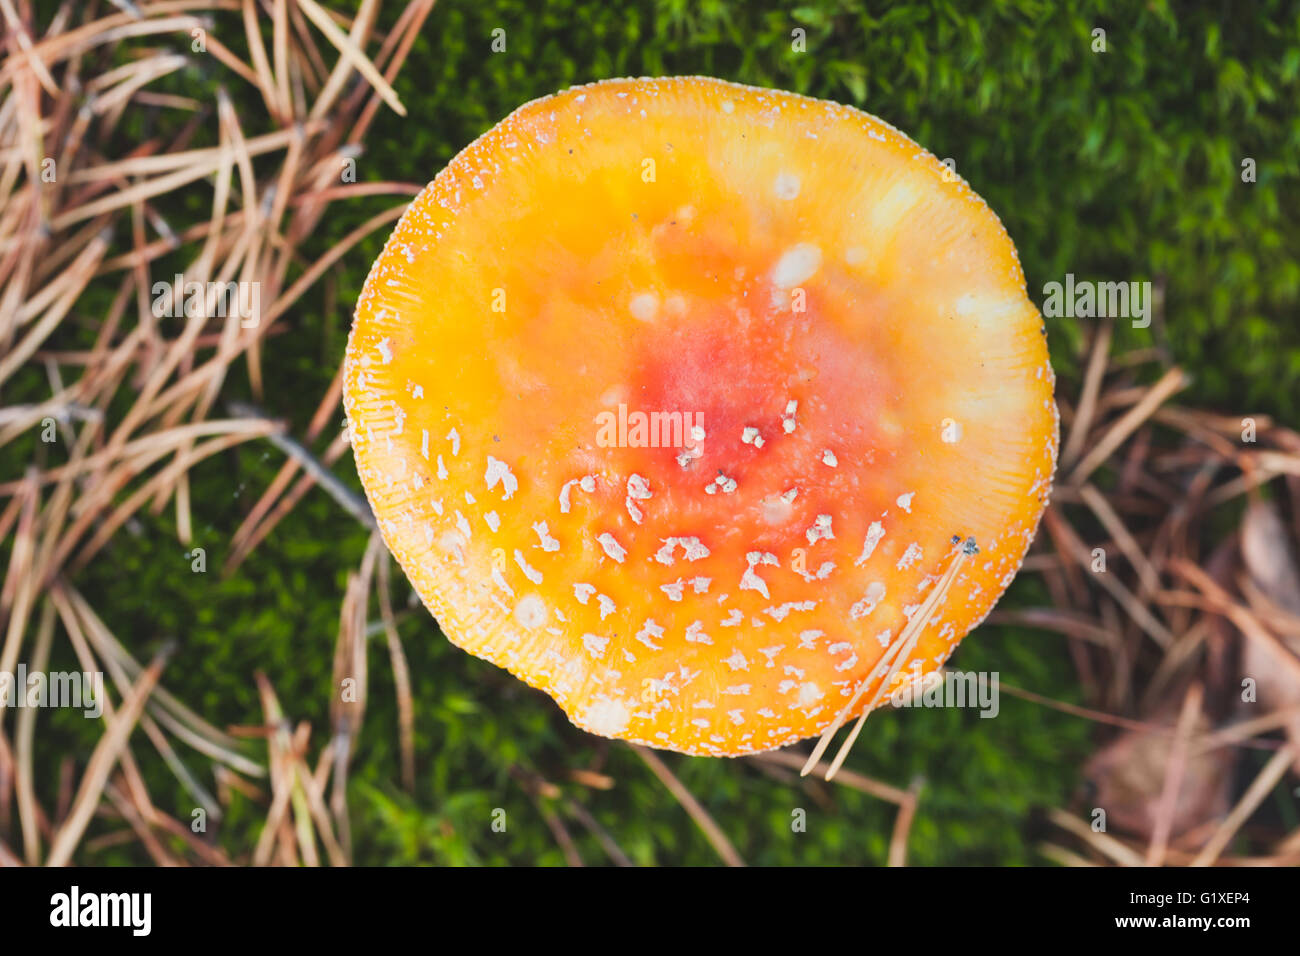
left=20, top=0, right=1300, bottom=864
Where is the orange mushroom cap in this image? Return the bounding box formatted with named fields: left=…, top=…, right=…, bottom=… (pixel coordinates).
left=344, top=76, right=1058, bottom=757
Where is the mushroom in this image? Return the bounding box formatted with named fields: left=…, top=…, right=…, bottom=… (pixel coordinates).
left=344, top=77, right=1057, bottom=769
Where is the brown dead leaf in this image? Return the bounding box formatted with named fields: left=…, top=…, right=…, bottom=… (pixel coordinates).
left=1239, top=499, right=1300, bottom=771
left=1083, top=705, right=1235, bottom=842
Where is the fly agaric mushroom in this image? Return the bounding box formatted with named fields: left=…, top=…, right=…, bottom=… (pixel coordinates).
left=344, top=76, right=1057, bottom=769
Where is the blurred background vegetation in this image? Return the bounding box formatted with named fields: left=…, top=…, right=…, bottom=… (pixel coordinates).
left=13, top=0, right=1300, bottom=865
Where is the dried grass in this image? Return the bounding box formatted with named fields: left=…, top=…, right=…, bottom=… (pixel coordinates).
left=0, top=0, right=425, bottom=867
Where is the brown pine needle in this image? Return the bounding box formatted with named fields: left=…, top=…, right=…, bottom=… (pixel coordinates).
left=1145, top=681, right=1203, bottom=866
left=804, top=536, right=975, bottom=781
left=887, top=777, right=924, bottom=867
left=296, top=0, right=406, bottom=117
left=633, top=745, right=745, bottom=867
left=1067, top=365, right=1189, bottom=485
left=1048, top=807, right=1145, bottom=867
left=46, top=643, right=172, bottom=867
left=1190, top=745, right=1296, bottom=867
left=754, top=750, right=908, bottom=804
left=1060, top=318, right=1112, bottom=468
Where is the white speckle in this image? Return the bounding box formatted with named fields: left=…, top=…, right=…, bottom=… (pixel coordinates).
left=447, top=428, right=460, bottom=455
left=437, top=529, right=465, bottom=565
left=856, top=521, right=886, bottom=565
left=762, top=491, right=795, bottom=526
left=420, top=429, right=429, bottom=460
left=685, top=621, right=712, bottom=644
left=629, top=292, right=659, bottom=322
left=725, top=650, right=749, bottom=672
left=774, top=172, right=801, bottom=200
left=740, top=553, right=775, bottom=598
left=850, top=581, right=887, bottom=620
left=681, top=537, right=709, bottom=560
left=657, top=536, right=710, bottom=564
left=806, top=514, right=835, bottom=545
left=713, top=474, right=738, bottom=494
left=790, top=686, right=821, bottom=707
left=491, top=566, right=514, bottom=596
left=532, top=521, right=559, bottom=551
left=597, top=533, right=626, bottom=563
left=436, top=455, right=448, bottom=480
left=799, top=561, right=835, bottom=581
left=582, top=634, right=609, bottom=658
left=514, top=550, right=542, bottom=584
left=740, top=567, right=769, bottom=599
left=559, top=479, right=582, bottom=513
left=742, top=426, right=761, bottom=445
left=721, top=100, right=735, bottom=114
left=897, top=543, right=923, bottom=570
left=772, top=243, right=822, bottom=288
left=596, top=594, right=616, bottom=619
left=661, top=580, right=685, bottom=601
left=821, top=449, right=838, bottom=467
left=798, top=630, right=822, bottom=649
left=896, top=492, right=914, bottom=513
left=636, top=619, right=665, bottom=650
left=766, top=600, right=817, bottom=621
left=484, top=457, right=517, bottom=499
left=782, top=399, right=799, bottom=433
left=573, top=583, right=596, bottom=604
left=484, top=511, right=500, bottom=532
left=377, top=338, right=392, bottom=363
left=581, top=697, right=630, bottom=736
